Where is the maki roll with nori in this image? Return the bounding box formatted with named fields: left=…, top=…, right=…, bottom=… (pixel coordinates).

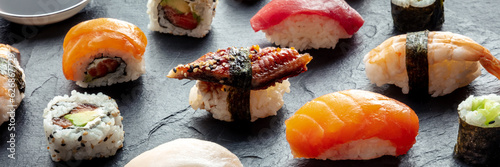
left=43, top=91, right=124, bottom=162
left=454, top=94, right=500, bottom=166
left=168, top=45, right=312, bottom=122
left=391, top=0, right=444, bottom=32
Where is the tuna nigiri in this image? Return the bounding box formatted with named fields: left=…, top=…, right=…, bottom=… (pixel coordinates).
left=250, top=0, right=364, bottom=51
left=285, top=90, right=419, bottom=160
left=364, top=31, right=500, bottom=97
left=62, top=18, right=147, bottom=88
left=168, top=45, right=312, bottom=122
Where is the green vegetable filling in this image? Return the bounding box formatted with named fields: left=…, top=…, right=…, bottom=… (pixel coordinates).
left=471, top=98, right=500, bottom=125
left=63, top=111, right=100, bottom=127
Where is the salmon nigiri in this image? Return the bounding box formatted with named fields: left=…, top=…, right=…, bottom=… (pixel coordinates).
left=62, top=18, right=147, bottom=88
left=285, top=89, right=419, bottom=160
left=250, top=0, right=364, bottom=51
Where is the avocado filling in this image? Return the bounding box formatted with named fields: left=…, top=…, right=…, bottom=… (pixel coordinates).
left=84, top=57, right=126, bottom=83
left=52, top=104, right=100, bottom=128
left=157, top=0, right=200, bottom=30
left=471, top=98, right=500, bottom=125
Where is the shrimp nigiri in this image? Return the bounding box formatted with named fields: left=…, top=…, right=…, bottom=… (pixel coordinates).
left=285, top=89, right=419, bottom=160
left=364, top=31, right=500, bottom=97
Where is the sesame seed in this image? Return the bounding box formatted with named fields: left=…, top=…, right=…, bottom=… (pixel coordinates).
left=83, top=131, right=88, bottom=136
left=184, top=73, right=187, bottom=77
left=219, top=80, right=224, bottom=83
left=61, top=143, right=66, bottom=146
left=78, top=136, right=82, bottom=141
left=81, top=143, right=85, bottom=147
left=52, top=154, right=56, bottom=157
left=54, top=150, right=60, bottom=153
left=173, top=68, right=177, bottom=73
left=104, top=137, right=108, bottom=142
left=194, top=68, right=198, bottom=73
left=49, top=134, right=53, bottom=138
left=205, top=67, right=210, bottom=70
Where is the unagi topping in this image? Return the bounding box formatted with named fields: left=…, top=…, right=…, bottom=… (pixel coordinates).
left=52, top=104, right=100, bottom=128
left=167, top=45, right=312, bottom=90
left=158, top=0, right=200, bottom=30
left=84, top=57, right=125, bottom=83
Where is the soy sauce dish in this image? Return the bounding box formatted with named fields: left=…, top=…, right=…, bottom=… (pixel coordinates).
left=0, top=0, right=90, bottom=25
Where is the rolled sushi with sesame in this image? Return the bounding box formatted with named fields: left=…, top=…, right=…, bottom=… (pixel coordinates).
left=454, top=94, right=500, bottom=166
left=147, top=0, right=218, bottom=38
left=43, top=90, right=124, bottom=162
left=168, top=45, right=312, bottom=122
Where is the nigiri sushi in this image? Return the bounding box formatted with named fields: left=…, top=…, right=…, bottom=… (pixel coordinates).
left=62, top=18, right=147, bottom=88
left=250, top=0, right=364, bottom=51
left=0, top=44, right=25, bottom=125
left=285, top=89, right=419, bottom=160
left=126, top=138, right=243, bottom=167
left=168, top=45, right=312, bottom=122
left=364, top=31, right=500, bottom=97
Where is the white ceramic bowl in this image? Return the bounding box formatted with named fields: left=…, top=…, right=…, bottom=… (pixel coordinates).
left=0, top=0, right=90, bottom=25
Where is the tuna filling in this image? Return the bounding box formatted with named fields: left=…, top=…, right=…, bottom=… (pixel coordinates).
left=158, top=0, right=200, bottom=30
left=52, top=104, right=99, bottom=128
left=84, top=57, right=126, bottom=83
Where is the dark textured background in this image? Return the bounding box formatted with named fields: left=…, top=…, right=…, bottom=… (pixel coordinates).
left=0, top=0, right=499, bottom=166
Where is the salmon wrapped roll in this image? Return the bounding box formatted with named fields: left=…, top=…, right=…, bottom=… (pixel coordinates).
left=62, top=18, right=147, bottom=88
left=0, top=44, right=25, bottom=125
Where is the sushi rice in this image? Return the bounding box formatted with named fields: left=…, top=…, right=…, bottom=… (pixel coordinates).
left=263, top=14, right=351, bottom=51
left=458, top=94, right=500, bottom=127
left=43, top=90, right=124, bottom=162
left=74, top=48, right=145, bottom=88
left=189, top=79, right=291, bottom=122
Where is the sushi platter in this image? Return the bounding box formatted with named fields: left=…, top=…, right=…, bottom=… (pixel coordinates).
left=1, top=0, right=500, bottom=166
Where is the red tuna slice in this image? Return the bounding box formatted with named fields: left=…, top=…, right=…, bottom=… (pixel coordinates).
left=250, top=0, right=364, bottom=35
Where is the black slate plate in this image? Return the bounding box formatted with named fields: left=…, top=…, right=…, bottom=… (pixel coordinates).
left=1, top=0, right=499, bottom=166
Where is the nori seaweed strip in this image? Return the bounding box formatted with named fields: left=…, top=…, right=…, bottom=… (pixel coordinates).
left=227, top=47, right=252, bottom=121
left=406, top=30, right=429, bottom=94
left=0, top=56, right=25, bottom=93
left=391, top=0, right=445, bottom=32
left=454, top=118, right=500, bottom=166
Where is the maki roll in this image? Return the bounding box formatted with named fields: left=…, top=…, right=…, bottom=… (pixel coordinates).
left=168, top=45, right=312, bottom=122
left=125, top=138, right=243, bottom=167
left=250, top=0, right=364, bottom=51
left=62, top=18, right=147, bottom=88
left=391, top=0, right=445, bottom=32
left=0, top=44, right=25, bottom=125
left=43, top=90, right=124, bottom=162
left=147, top=0, right=218, bottom=38
left=455, top=94, right=500, bottom=166
left=285, top=90, right=419, bottom=160
left=364, top=31, right=500, bottom=97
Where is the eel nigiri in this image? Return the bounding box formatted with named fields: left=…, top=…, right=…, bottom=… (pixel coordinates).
left=285, top=89, right=419, bottom=160
left=250, top=0, right=364, bottom=51
left=364, top=31, right=500, bottom=97
left=62, top=18, right=147, bottom=88
left=168, top=45, right=312, bottom=122
left=0, top=44, right=25, bottom=125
